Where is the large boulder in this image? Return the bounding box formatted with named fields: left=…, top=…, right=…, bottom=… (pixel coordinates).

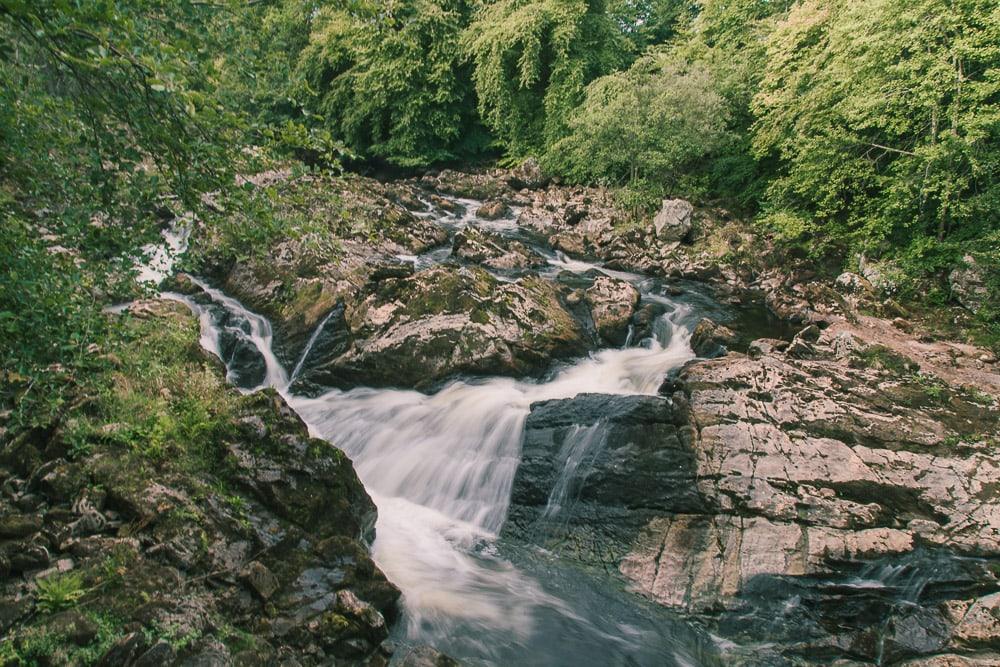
left=452, top=227, right=544, bottom=271
left=652, top=199, right=694, bottom=243
left=504, top=394, right=709, bottom=563
left=584, top=276, right=640, bottom=346
left=304, top=265, right=589, bottom=389
left=507, top=158, right=549, bottom=190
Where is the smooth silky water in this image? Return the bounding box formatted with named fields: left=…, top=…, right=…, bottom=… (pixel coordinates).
left=157, top=200, right=747, bottom=666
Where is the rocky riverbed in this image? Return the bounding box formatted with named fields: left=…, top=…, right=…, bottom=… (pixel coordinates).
left=2, top=166, right=998, bottom=665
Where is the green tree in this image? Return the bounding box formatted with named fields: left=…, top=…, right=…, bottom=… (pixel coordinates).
left=543, top=54, right=729, bottom=198
left=463, top=0, right=629, bottom=157
left=285, top=0, right=488, bottom=167
left=753, top=0, right=1000, bottom=263
left=0, top=0, right=246, bottom=424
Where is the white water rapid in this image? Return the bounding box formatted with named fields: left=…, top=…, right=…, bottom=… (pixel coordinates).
left=147, top=197, right=725, bottom=665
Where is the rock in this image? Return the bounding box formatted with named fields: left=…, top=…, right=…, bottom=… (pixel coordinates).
left=584, top=276, right=640, bottom=345
left=620, top=343, right=1000, bottom=620
left=45, top=610, right=98, bottom=646
left=505, top=394, right=708, bottom=561
left=97, top=632, right=149, bottom=666
left=747, top=338, right=788, bottom=359
left=309, top=266, right=588, bottom=389
left=398, top=645, right=461, bottom=667
left=239, top=560, right=279, bottom=601
left=7, top=542, right=49, bottom=572
left=830, top=331, right=863, bottom=359
left=835, top=272, right=874, bottom=295
left=475, top=200, right=509, bottom=220
left=178, top=637, right=231, bottom=666
left=507, top=158, right=548, bottom=190
left=943, top=593, right=1000, bottom=650
left=949, top=255, right=989, bottom=313
left=423, top=169, right=508, bottom=201
left=689, top=318, right=738, bottom=357
left=652, top=199, right=693, bottom=243
left=452, top=228, right=543, bottom=271
left=133, top=640, right=177, bottom=667
left=0, top=513, right=42, bottom=538
left=881, top=607, right=951, bottom=663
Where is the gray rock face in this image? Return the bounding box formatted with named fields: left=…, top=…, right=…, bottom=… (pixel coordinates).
left=507, top=157, right=549, bottom=190
left=504, top=394, right=709, bottom=563
left=949, top=255, right=989, bottom=313
left=652, top=199, right=694, bottom=243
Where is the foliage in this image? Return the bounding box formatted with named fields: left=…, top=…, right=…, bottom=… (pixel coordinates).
left=295, top=0, right=489, bottom=166
left=752, top=0, right=1000, bottom=262
left=543, top=54, right=728, bottom=196
left=608, top=0, right=693, bottom=52
left=36, top=572, right=87, bottom=614
left=463, top=0, right=629, bottom=157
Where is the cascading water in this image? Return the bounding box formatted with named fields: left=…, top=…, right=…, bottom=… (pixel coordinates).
left=147, top=197, right=725, bottom=665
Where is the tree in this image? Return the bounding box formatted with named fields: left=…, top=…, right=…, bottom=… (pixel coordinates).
left=295, top=0, right=488, bottom=167
left=463, top=0, right=629, bottom=157
left=543, top=54, right=729, bottom=195
left=752, top=0, right=1000, bottom=263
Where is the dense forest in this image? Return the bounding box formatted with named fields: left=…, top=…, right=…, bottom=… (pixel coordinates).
left=2, top=1, right=1000, bottom=665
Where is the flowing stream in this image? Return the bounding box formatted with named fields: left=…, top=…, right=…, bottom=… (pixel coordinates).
left=154, top=199, right=755, bottom=665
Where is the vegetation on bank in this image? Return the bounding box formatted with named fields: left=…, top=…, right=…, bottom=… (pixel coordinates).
left=0, top=0, right=998, bottom=419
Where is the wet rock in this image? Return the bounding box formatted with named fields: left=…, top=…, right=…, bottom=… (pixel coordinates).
left=452, top=227, right=543, bottom=271
left=620, top=340, right=1000, bottom=619
left=475, top=200, right=509, bottom=220
left=950, top=255, right=989, bottom=314
left=652, top=199, right=693, bottom=243
left=882, top=606, right=951, bottom=662
left=309, top=265, right=588, bottom=389
left=584, top=276, right=640, bottom=346
left=398, top=645, right=461, bottom=667
left=506, top=394, right=708, bottom=561
left=224, top=392, right=377, bottom=543
left=45, top=610, right=98, bottom=646
left=689, top=318, right=738, bottom=357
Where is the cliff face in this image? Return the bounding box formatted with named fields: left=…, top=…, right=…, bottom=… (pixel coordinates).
left=504, top=326, right=1000, bottom=665
left=0, top=300, right=398, bottom=665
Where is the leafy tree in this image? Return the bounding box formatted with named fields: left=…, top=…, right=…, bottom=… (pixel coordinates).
left=463, top=0, right=629, bottom=157
left=543, top=54, right=729, bottom=199
left=752, top=0, right=1000, bottom=264
left=256, top=0, right=488, bottom=167
left=608, top=0, right=695, bottom=52
left=0, top=0, right=246, bottom=424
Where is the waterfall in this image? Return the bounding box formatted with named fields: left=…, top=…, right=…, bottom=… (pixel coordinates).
left=542, top=421, right=609, bottom=520
left=148, top=193, right=717, bottom=665
left=289, top=308, right=339, bottom=384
